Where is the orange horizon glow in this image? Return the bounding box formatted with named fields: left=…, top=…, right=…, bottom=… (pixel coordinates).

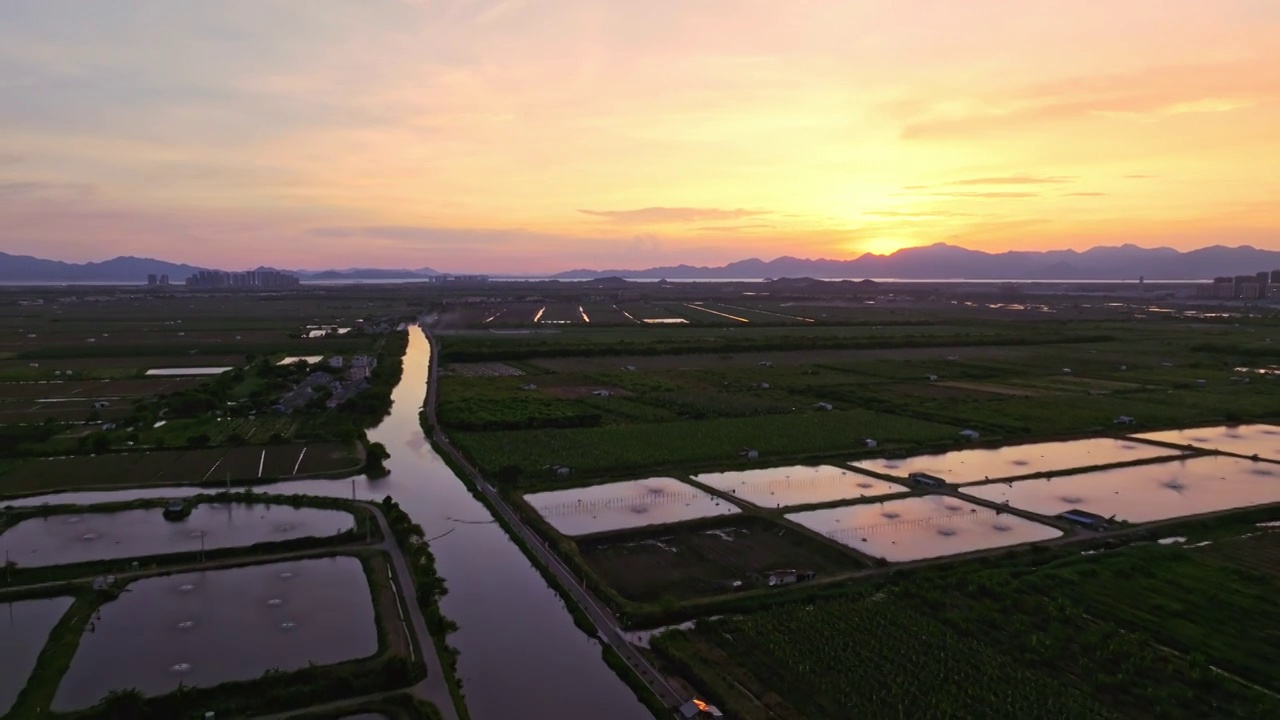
left=0, top=1, right=1277, bottom=273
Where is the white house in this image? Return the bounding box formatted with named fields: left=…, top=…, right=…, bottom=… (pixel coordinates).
left=348, top=355, right=377, bottom=381
left=327, top=356, right=344, bottom=369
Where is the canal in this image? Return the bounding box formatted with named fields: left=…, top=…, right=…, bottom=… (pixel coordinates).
left=8, top=326, right=652, bottom=720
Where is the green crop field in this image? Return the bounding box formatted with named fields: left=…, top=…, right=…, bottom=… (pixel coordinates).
left=452, top=409, right=961, bottom=481
left=656, top=535, right=1280, bottom=719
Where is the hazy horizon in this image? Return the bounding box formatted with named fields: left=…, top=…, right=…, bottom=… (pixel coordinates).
left=2, top=1, right=1278, bottom=273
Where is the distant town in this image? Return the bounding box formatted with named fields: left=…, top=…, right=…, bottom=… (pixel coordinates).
left=1196, top=270, right=1280, bottom=300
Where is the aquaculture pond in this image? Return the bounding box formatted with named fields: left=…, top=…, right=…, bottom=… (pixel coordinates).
left=0, top=596, right=75, bottom=716
left=692, top=465, right=906, bottom=508
left=1131, top=424, right=1280, bottom=461
left=787, top=496, right=1062, bottom=562
left=143, top=367, right=234, bottom=376
left=11, top=327, right=655, bottom=720
left=850, top=437, right=1182, bottom=484
left=0, top=503, right=354, bottom=568
left=524, top=477, right=738, bottom=536
left=52, top=556, right=377, bottom=711
left=962, top=455, right=1280, bottom=524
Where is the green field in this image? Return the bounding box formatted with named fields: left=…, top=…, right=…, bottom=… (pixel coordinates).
left=656, top=529, right=1280, bottom=719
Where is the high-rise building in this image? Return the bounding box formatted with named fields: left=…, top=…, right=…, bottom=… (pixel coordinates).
left=1256, top=271, right=1270, bottom=297
left=147, top=274, right=158, bottom=286
left=184, top=269, right=299, bottom=288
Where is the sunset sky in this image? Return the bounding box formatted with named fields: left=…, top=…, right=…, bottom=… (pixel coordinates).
left=1, top=1, right=1277, bottom=273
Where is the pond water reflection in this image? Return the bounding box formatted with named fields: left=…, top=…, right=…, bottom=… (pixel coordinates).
left=0, top=503, right=353, bottom=568
left=525, top=477, right=738, bottom=536
left=788, top=496, right=1061, bottom=562
left=851, top=438, right=1182, bottom=484
left=963, top=455, right=1280, bottom=523
left=0, top=596, right=74, bottom=715
left=52, top=556, right=376, bottom=711
left=693, top=465, right=906, bottom=508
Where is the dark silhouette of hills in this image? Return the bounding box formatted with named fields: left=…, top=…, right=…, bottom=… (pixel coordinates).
left=4, top=243, right=1279, bottom=283
left=549, top=243, right=1280, bottom=281
left=0, top=252, right=204, bottom=283
left=0, top=252, right=440, bottom=283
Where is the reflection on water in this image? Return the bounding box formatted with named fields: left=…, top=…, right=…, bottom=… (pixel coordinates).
left=693, top=465, right=906, bottom=508
left=851, top=438, right=1183, bottom=484
left=962, top=455, right=1280, bottom=523
left=0, top=596, right=74, bottom=716
left=525, top=477, right=738, bottom=536
left=0, top=504, right=354, bottom=568
left=12, top=328, right=655, bottom=720
left=787, top=496, right=1061, bottom=562
left=1132, top=424, right=1280, bottom=461
left=52, top=556, right=376, bottom=711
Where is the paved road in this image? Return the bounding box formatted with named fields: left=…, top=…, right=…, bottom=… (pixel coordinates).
left=366, top=504, right=461, bottom=720
left=422, top=327, right=684, bottom=711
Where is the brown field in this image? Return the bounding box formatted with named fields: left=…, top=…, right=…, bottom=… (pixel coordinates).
left=442, top=362, right=527, bottom=377
left=935, top=380, right=1049, bottom=397
left=541, top=385, right=630, bottom=399
left=0, top=377, right=208, bottom=401
left=578, top=515, right=862, bottom=603
left=531, top=345, right=1032, bottom=373
left=0, top=401, right=133, bottom=425
left=0, top=442, right=360, bottom=496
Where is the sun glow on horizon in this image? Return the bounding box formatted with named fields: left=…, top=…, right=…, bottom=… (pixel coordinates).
left=0, top=1, right=1277, bottom=272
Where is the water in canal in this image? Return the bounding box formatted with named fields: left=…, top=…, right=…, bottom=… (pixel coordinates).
left=8, top=327, right=652, bottom=720
left=0, top=503, right=354, bottom=568
left=53, top=556, right=377, bottom=711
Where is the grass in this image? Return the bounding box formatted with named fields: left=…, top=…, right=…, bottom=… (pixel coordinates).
left=577, top=516, right=864, bottom=603
left=452, top=409, right=961, bottom=480
left=654, top=534, right=1280, bottom=720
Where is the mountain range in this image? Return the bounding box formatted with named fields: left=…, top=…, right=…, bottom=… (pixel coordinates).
left=0, top=252, right=438, bottom=283
left=550, top=243, right=1280, bottom=281
left=2, top=243, right=1279, bottom=283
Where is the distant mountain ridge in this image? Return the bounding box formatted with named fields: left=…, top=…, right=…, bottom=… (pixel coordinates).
left=549, top=243, right=1280, bottom=281
left=0, top=252, right=440, bottom=283
left=3, top=243, right=1279, bottom=283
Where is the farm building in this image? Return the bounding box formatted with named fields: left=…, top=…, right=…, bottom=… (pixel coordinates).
left=1058, top=509, right=1111, bottom=529
left=813, top=402, right=834, bottom=411
left=959, top=429, right=980, bottom=441
left=328, top=356, right=344, bottom=369
left=549, top=465, right=572, bottom=477
left=864, top=438, right=878, bottom=448
left=909, top=472, right=947, bottom=488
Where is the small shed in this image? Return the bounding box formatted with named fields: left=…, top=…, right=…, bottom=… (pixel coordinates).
left=909, top=472, right=948, bottom=488
left=550, top=465, right=572, bottom=477
left=925, top=374, right=939, bottom=382
left=758, top=361, right=773, bottom=368
left=591, top=389, right=611, bottom=397
left=520, top=383, right=538, bottom=391
left=621, top=365, right=637, bottom=372
left=1058, top=509, right=1110, bottom=529
left=813, top=402, right=834, bottom=411
left=1194, top=379, right=1207, bottom=386
left=864, top=438, right=878, bottom=449
left=1062, top=368, right=1072, bottom=374
left=758, top=382, right=770, bottom=389
left=959, top=429, right=980, bottom=441
left=739, top=447, right=759, bottom=460
left=1113, top=416, right=1136, bottom=425
left=678, top=699, right=724, bottom=719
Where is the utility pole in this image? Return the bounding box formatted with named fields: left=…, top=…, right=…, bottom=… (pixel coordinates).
left=199, top=532, right=205, bottom=563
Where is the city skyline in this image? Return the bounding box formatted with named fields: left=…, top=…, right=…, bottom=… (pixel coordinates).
left=1, top=1, right=1278, bottom=273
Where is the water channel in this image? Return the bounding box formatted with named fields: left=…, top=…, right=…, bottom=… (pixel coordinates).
left=6, top=326, right=651, bottom=720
